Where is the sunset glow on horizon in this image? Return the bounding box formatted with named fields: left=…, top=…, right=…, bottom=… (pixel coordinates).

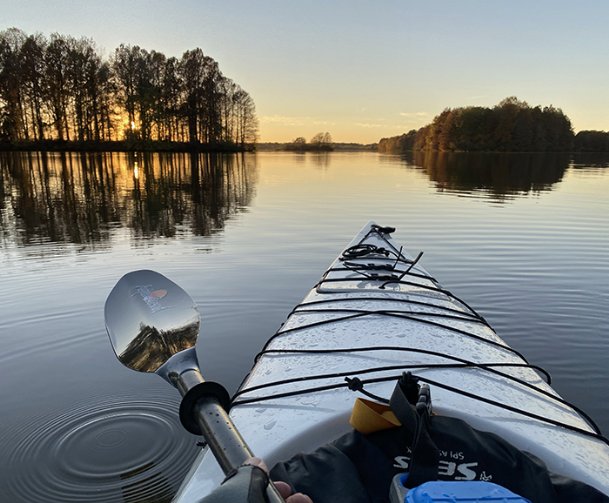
left=3, top=0, right=609, bottom=143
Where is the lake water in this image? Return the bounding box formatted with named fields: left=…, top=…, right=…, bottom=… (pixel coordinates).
left=1, top=150, right=608, bottom=501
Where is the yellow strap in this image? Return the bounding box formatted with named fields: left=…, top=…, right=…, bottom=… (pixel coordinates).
left=349, top=397, right=402, bottom=434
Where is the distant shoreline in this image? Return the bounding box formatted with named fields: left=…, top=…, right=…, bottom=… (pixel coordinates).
left=0, top=140, right=254, bottom=153
left=0, top=140, right=378, bottom=153
left=256, top=142, right=377, bottom=152
left=378, top=97, right=609, bottom=155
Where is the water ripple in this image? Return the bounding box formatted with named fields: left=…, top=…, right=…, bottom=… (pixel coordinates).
left=2, top=395, right=197, bottom=502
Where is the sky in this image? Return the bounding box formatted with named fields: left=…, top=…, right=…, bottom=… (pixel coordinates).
left=2, top=0, right=609, bottom=143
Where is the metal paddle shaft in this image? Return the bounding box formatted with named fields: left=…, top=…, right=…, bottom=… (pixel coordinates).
left=194, top=398, right=253, bottom=473
left=166, top=366, right=286, bottom=502
left=175, top=372, right=286, bottom=503
left=173, top=367, right=253, bottom=474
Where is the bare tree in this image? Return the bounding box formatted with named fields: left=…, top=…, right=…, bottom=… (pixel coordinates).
left=161, top=56, right=183, bottom=141
left=113, top=44, right=142, bottom=137
left=20, top=33, right=46, bottom=141
left=310, top=132, right=332, bottom=149
left=234, top=89, right=258, bottom=145
left=180, top=48, right=206, bottom=143
left=44, top=34, right=72, bottom=140
left=0, top=28, right=27, bottom=141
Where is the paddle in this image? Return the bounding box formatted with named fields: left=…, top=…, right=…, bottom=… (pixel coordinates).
left=105, top=269, right=285, bottom=502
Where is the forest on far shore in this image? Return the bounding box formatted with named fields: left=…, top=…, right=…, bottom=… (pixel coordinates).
left=0, top=28, right=258, bottom=151
left=379, top=97, right=609, bottom=153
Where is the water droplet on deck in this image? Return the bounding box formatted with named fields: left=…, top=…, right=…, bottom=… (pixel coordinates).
left=299, top=396, right=319, bottom=406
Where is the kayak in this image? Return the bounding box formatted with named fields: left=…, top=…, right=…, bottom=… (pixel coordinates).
left=175, top=221, right=609, bottom=501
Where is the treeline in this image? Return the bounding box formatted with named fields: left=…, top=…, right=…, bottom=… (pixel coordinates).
left=284, top=132, right=333, bottom=151
left=379, top=97, right=607, bottom=153
left=574, top=131, right=609, bottom=152
left=0, top=28, right=258, bottom=148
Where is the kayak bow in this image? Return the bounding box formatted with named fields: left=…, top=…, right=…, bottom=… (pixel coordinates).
left=175, top=222, right=609, bottom=501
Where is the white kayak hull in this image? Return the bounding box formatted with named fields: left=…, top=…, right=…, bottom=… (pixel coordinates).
left=176, top=222, right=609, bottom=501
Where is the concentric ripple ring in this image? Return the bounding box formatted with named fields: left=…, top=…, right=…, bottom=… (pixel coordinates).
left=3, top=394, right=199, bottom=502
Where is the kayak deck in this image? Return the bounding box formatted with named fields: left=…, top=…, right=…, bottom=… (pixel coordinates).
left=176, top=222, right=609, bottom=501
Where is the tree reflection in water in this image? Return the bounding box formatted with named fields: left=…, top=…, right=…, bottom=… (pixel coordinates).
left=0, top=152, right=257, bottom=251
left=401, top=151, right=571, bottom=201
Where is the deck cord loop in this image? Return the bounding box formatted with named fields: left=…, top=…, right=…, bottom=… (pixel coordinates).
left=345, top=376, right=390, bottom=403
left=380, top=250, right=424, bottom=289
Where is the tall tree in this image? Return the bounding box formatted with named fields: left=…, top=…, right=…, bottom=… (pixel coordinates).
left=20, top=34, right=47, bottom=141
left=233, top=87, right=258, bottom=145
left=113, top=44, right=142, bottom=137
left=44, top=34, right=72, bottom=140
left=180, top=48, right=206, bottom=143
left=180, top=48, right=225, bottom=144
left=160, top=56, right=182, bottom=141
left=0, top=28, right=27, bottom=141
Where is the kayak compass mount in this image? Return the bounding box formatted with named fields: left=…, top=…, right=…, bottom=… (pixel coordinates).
left=104, top=270, right=269, bottom=484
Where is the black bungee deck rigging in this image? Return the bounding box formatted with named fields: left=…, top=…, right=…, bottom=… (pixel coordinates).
left=231, top=224, right=607, bottom=444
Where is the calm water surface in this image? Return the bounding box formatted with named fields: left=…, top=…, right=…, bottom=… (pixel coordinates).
left=1, top=151, right=608, bottom=501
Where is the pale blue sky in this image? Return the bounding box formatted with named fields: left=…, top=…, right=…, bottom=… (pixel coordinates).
left=3, top=0, right=608, bottom=142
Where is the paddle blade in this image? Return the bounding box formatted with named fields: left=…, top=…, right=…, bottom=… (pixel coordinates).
left=104, top=270, right=200, bottom=372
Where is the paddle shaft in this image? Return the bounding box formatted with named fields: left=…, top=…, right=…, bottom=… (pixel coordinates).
left=193, top=397, right=253, bottom=473
left=177, top=370, right=285, bottom=502
left=193, top=398, right=286, bottom=502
